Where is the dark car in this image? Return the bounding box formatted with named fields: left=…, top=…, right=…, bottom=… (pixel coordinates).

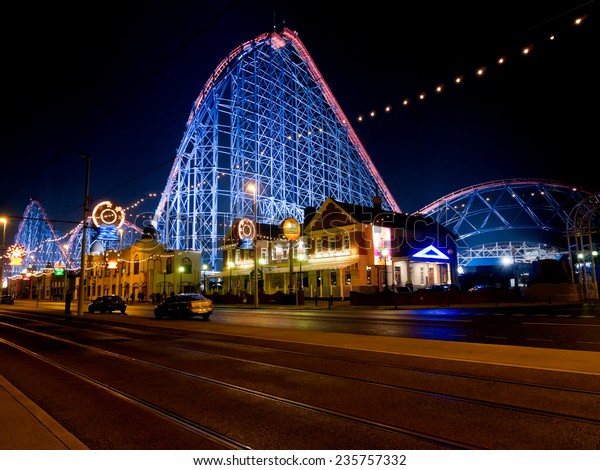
left=154, top=293, right=213, bottom=320
left=468, top=284, right=496, bottom=292
left=1, top=295, right=15, bottom=305
left=88, top=295, right=127, bottom=314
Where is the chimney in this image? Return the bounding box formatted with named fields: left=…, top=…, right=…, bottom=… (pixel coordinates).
left=372, top=194, right=382, bottom=214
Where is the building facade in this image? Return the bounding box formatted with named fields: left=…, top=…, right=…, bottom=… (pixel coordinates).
left=222, top=197, right=458, bottom=299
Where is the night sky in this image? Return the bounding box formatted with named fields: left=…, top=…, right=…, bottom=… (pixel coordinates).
left=1, top=0, right=595, bottom=242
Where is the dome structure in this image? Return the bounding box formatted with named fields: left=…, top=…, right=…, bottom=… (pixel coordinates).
left=418, top=179, right=593, bottom=269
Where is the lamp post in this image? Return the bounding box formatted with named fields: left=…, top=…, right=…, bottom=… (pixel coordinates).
left=62, top=244, right=70, bottom=302
left=248, top=181, right=259, bottom=308
left=77, top=153, right=91, bottom=316
left=0, top=217, right=7, bottom=295
left=178, top=266, right=184, bottom=293
left=42, top=262, right=53, bottom=300
left=259, top=257, right=267, bottom=294
left=202, top=263, right=208, bottom=292
left=162, top=270, right=167, bottom=297
left=297, top=253, right=305, bottom=291
left=228, top=261, right=234, bottom=292
left=381, top=247, right=390, bottom=290
left=117, top=228, right=123, bottom=298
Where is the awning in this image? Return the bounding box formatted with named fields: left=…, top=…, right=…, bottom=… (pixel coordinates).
left=263, top=255, right=360, bottom=273
left=231, top=255, right=360, bottom=275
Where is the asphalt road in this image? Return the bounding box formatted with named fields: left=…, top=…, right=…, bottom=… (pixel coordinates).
left=1, top=306, right=599, bottom=450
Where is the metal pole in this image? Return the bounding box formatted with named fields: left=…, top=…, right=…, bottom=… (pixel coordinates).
left=289, top=240, right=293, bottom=294
left=117, top=228, right=123, bottom=298
left=77, top=153, right=91, bottom=315
left=0, top=218, right=6, bottom=295
left=253, top=185, right=259, bottom=308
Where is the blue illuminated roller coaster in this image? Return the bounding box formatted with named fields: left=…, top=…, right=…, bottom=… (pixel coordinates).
left=152, top=28, right=399, bottom=270
left=6, top=200, right=142, bottom=279
left=9, top=28, right=398, bottom=274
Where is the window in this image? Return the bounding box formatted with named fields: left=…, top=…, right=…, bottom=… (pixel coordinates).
left=330, top=271, right=337, bottom=286
left=317, top=237, right=323, bottom=253
left=329, top=237, right=336, bottom=252
left=343, top=234, right=350, bottom=250
left=166, top=257, right=173, bottom=275
left=345, top=271, right=351, bottom=285
left=181, top=257, right=192, bottom=274
left=134, top=254, right=140, bottom=275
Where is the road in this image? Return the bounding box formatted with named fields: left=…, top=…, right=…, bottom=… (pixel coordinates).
left=209, top=304, right=600, bottom=352
left=14, top=299, right=600, bottom=351
left=0, top=301, right=599, bottom=449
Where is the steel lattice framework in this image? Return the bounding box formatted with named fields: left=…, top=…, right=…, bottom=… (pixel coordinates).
left=6, top=200, right=143, bottom=277
left=9, top=200, right=67, bottom=274
left=418, top=179, right=592, bottom=267
left=153, top=28, right=399, bottom=270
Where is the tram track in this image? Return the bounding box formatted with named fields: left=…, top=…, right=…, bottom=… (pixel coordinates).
left=4, top=311, right=600, bottom=397
left=0, top=322, right=476, bottom=449
left=1, top=312, right=599, bottom=449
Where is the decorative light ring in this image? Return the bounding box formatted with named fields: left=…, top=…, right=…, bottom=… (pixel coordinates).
left=235, top=218, right=256, bottom=241
left=92, top=201, right=125, bottom=228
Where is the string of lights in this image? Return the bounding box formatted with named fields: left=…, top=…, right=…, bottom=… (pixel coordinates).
left=355, top=10, right=590, bottom=123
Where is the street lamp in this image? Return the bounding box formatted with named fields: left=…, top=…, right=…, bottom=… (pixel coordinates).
left=202, top=263, right=208, bottom=292
left=381, top=247, right=390, bottom=290
left=247, top=181, right=259, bottom=308
left=77, top=153, right=91, bottom=316
left=0, top=217, right=7, bottom=295
left=259, top=257, right=266, bottom=294
left=117, top=228, right=123, bottom=298
left=297, top=253, right=305, bottom=290
left=42, top=262, right=53, bottom=300
left=162, top=269, right=167, bottom=297
left=178, top=266, right=185, bottom=293
left=228, top=261, right=234, bottom=292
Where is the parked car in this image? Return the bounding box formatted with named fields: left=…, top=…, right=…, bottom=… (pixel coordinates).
left=154, top=293, right=213, bottom=320
left=1, top=295, right=15, bottom=305
left=468, top=284, right=496, bottom=292
left=88, top=295, right=127, bottom=314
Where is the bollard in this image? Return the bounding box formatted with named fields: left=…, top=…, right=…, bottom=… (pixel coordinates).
left=329, top=294, right=333, bottom=309
left=64, top=291, right=72, bottom=315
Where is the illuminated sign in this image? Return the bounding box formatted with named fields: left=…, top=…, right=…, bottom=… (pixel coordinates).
left=92, top=201, right=125, bottom=228
left=282, top=218, right=301, bottom=240
left=233, top=218, right=256, bottom=249
left=411, top=245, right=449, bottom=260
left=6, top=244, right=26, bottom=266
left=105, top=250, right=119, bottom=269
left=53, top=260, right=65, bottom=276
left=92, top=201, right=125, bottom=241
left=372, top=226, right=391, bottom=265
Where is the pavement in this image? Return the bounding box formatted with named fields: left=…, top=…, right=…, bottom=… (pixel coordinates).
left=1, top=300, right=599, bottom=450
left=0, top=375, right=88, bottom=450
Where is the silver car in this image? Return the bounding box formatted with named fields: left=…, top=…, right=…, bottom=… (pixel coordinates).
left=154, top=293, right=213, bottom=320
